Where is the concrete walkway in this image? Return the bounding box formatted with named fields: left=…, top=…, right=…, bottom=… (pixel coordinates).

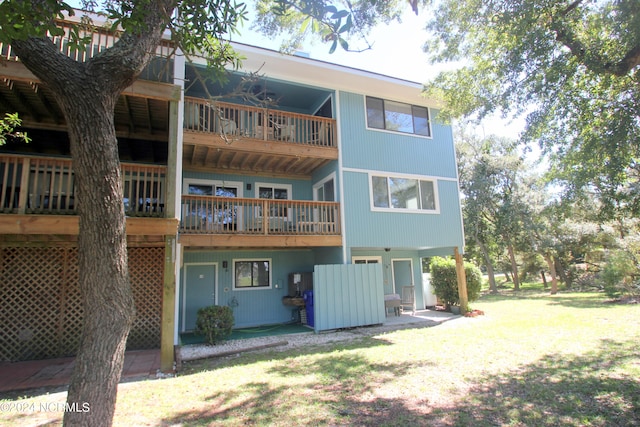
left=0, top=309, right=454, bottom=394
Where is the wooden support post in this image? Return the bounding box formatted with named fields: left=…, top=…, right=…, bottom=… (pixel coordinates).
left=454, top=247, right=469, bottom=314
left=160, top=236, right=176, bottom=372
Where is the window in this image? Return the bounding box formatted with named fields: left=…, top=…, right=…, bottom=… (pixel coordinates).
left=314, top=175, right=336, bottom=202
left=371, top=175, right=438, bottom=212
left=352, top=256, right=382, bottom=264
left=256, top=183, right=291, bottom=218
left=366, top=96, right=431, bottom=137
left=233, top=260, right=271, bottom=289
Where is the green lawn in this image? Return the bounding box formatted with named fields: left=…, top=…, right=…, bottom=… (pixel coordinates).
left=2, top=290, right=639, bottom=426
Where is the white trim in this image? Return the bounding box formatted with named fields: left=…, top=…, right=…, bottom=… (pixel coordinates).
left=351, top=256, right=383, bottom=264
left=313, top=172, right=337, bottom=201
left=232, top=258, right=273, bottom=291
left=254, top=182, right=293, bottom=200
left=181, top=262, right=218, bottom=333
left=368, top=172, right=441, bottom=215
left=342, top=166, right=458, bottom=182
left=336, top=91, right=348, bottom=264
left=363, top=96, right=433, bottom=140
left=183, top=178, right=243, bottom=196
left=391, top=258, right=414, bottom=295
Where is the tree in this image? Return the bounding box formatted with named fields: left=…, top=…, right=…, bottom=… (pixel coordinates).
left=422, top=0, right=640, bottom=220
left=455, top=127, right=530, bottom=291
left=0, top=1, right=245, bottom=425
left=1, top=1, right=426, bottom=424
left=252, top=0, right=426, bottom=53
left=0, top=112, right=30, bottom=145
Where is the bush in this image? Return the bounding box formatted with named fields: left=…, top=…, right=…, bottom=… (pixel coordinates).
left=195, top=305, right=234, bottom=345
left=600, top=250, right=639, bottom=299
left=430, top=256, right=483, bottom=310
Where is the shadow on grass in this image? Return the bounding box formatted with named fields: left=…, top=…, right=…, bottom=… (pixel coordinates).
left=426, top=339, right=640, bottom=426
left=163, top=344, right=437, bottom=426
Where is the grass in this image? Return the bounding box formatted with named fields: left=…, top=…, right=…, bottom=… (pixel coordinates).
left=2, top=288, right=639, bottom=426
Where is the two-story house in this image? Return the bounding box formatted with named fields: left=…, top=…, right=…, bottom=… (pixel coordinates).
left=0, top=15, right=464, bottom=370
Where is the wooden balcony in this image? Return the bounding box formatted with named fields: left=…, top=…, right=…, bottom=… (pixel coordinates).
left=0, top=154, right=177, bottom=238
left=182, top=98, right=339, bottom=177
left=179, top=195, right=342, bottom=247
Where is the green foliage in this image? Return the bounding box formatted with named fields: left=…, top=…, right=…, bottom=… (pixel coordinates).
left=423, top=0, right=640, bottom=220
left=195, top=305, right=235, bottom=345
left=0, top=112, right=30, bottom=145
left=600, top=250, right=639, bottom=299
left=429, top=256, right=482, bottom=309
left=252, top=0, right=420, bottom=53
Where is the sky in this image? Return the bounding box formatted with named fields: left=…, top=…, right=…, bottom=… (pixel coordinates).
left=233, top=7, right=436, bottom=83
left=230, top=5, right=526, bottom=140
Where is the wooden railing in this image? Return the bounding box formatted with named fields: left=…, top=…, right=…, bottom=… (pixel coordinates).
left=0, top=154, right=166, bottom=217
left=0, top=19, right=174, bottom=62
left=184, top=98, right=337, bottom=148
left=180, top=195, right=341, bottom=235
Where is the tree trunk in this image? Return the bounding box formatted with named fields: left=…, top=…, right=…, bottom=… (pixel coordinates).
left=477, top=238, right=497, bottom=293
left=507, top=243, right=520, bottom=290
left=11, top=6, right=171, bottom=422
left=555, top=256, right=569, bottom=287
left=544, top=253, right=559, bottom=294
left=541, top=270, right=548, bottom=288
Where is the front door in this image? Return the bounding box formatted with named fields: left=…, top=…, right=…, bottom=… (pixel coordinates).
left=183, top=263, right=217, bottom=332
left=392, top=259, right=413, bottom=294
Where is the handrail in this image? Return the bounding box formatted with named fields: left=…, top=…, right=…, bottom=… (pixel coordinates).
left=180, top=195, right=341, bottom=235
left=0, top=154, right=166, bottom=217
left=184, top=97, right=337, bottom=148
left=1, top=19, right=174, bottom=62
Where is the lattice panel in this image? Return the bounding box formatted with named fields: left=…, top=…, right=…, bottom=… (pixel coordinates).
left=127, top=247, right=163, bottom=350
left=0, top=246, right=164, bottom=362
left=0, top=248, right=66, bottom=361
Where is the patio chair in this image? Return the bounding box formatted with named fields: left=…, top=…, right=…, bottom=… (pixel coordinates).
left=401, top=286, right=416, bottom=315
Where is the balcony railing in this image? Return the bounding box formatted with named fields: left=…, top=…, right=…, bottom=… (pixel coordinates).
left=184, top=98, right=336, bottom=148
left=180, top=195, right=341, bottom=235
left=1, top=19, right=174, bottom=62
left=0, top=154, right=166, bottom=217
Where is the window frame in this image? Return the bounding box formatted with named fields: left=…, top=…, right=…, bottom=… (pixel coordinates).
left=232, top=259, right=272, bottom=291
left=182, top=178, right=243, bottom=197
left=369, top=173, right=440, bottom=214
left=365, top=96, right=432, bottom=138
left=352, top=256, right=382, bottom=264
left=255, top=182, right=293, bottom=220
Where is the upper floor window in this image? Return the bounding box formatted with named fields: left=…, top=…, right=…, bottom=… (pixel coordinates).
left=366, top=96, right=431, bottom=137
left=371, top=174, right=438, bottom=213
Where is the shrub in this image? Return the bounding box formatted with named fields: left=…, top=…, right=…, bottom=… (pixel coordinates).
left=430, top=256, right=483, bottom=310
left=195, top=305, right=234, bottom=345
left=600, top=250, right=639, bottom=299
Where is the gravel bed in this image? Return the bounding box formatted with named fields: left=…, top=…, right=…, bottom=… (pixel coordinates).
left=176, top=316, right=449, bottom=368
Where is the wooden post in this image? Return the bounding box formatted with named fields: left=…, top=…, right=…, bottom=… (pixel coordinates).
left=454, top=247, right=469, bottom=314
left=160, top=236, right=176, bottom=372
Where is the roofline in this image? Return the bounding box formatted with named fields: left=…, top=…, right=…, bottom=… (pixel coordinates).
left=228, top=42, right=440, bottom=108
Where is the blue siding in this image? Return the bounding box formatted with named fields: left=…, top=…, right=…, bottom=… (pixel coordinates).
left=338, top=91, right=457, bottom=179
left=181, top=249, right=316, bottom=329
left=342, top=171, right=463, bottom=250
